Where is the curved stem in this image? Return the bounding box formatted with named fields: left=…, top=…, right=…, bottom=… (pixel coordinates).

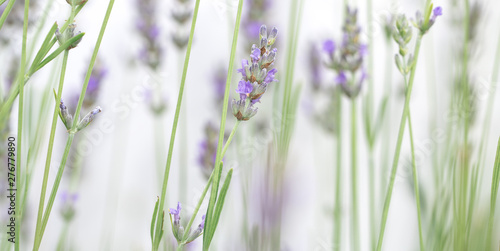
left=33, top=50, right=69, bottom=247
left=376, top=32, right=424, bottom=251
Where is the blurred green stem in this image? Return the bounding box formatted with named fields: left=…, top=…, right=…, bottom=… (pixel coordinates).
left=351, top=98, right=359, bottom=251
left=407, top=108, right=424, bottom=251
left=334, top=90, right=342, bottom=251
left=0, top=0, right=16, bottom=30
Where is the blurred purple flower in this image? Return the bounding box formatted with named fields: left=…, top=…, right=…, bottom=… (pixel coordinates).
left=322, top=40, right=335, bottom=55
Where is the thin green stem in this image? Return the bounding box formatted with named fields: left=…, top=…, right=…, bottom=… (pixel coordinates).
left=202, top=1, right=243, bottom=249
left=15, top=0, right=29, bottom=249
left=56, top=221, right=70, bottom=251
left=408, top=109, right=424, bottom=251
left=0, top=0, right=16, bottom=30
left=177, top=121, right=240, bottom=251
left=334, top=90, right=342, bottom=251
left=221, top=121, right=240, bottom=157
left=486, top=138, right=500, bottom=250
left=376, top=32, right=424, bottom=251
left=33, top=133, right=75, bottom=251
left=33, top=50, right=69, bottom=246
left=458, top=0, right=470, bottom=248
left=178, top=53, right=188, bottom=204
left=152, top=0, right=201, bottom=248
left=32, top=0, right=115, bottom=248
left=351, top=98, right=359, bottom=251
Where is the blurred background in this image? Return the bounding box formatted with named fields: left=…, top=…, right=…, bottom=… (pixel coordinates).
left=0, top=0, right=500, bottom=250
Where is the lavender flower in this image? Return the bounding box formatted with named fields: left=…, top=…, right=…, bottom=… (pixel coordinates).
left=82, top=59, right=107, bottom=108
left=393, top=14, right=414, bottom=76
left=323, top=6, right=366, bottom=99
left=308, top=43, right=323, bottom=90
left=232, top=25, right=278, bottom=121
left=135, top=0, right=163, bottom=69
left=168, top=202, right=205, bottom=243
left=59, top=99, right=73, bottom=130
left=198, top=123, right=219, bottom=179
left=213, top=67, right=227, bottom=104
left=65, top=0, right=88, bottom=5
left=55, top=23, right=83, bottom=50
left=59, top=99, right=102, bottom=132
left=60, top=191, right=78, bottom=222
left=413, top=5, right=443, bottom=34
left=185, top=215, right=205, bottom=243
left=171, top=0, right=192, bottom=49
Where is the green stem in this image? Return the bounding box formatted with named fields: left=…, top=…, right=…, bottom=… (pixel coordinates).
left=178, top=53, right=188, bottom=204
left=334, top=90, right=342, bottom=251
left=177, top=121, right=240, bottom=251
left=0, top=0, right=16, bottom=30
left=15, top=0, right=29, bottom=249
left=408, top=109, right=424, bottom=251
left=33, top=50, right=69, bottom=247
left=459, top=0, right=470, bottom=248
left=351, top=98, right=359, bottom=251
left=152, top=0, right=201, bottom=248
left=376, top=32, right=424, bottom=251
left=56, top=221, right=70, bottom=251
left=202, top=0, right=243, bottom=249
left=32, top=0, right=115, bottom=248
left=33, top=133, right=75, bottom=251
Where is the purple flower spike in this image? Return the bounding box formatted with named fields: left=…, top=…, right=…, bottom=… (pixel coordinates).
left=323, top=39, right=335, bottom=54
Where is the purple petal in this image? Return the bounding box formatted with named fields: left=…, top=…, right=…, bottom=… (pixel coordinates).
left=322, top=40, right=335, bottom=54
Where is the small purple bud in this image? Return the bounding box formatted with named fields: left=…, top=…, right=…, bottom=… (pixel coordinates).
left=323, top=40, right=335, bottom=54
left=433, top=6, right=442, bottom=17
left=335, top=72, right=347, bottom=85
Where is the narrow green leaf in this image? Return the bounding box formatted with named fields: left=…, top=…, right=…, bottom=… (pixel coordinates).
left=150, top=197, right=160, bottom=246
left=35, top=33, right=85, bottom=72
left=206, top=168, right=233, bottom=248
left=486, top=137, right=500, bottom=249
left=203, top=161, right=223, bottom=247
left=29, top=22, right=58, bottom=75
